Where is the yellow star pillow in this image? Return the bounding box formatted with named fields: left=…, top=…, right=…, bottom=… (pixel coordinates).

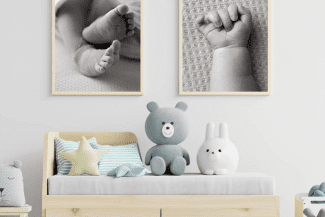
left=59, top=136, right=108, bottom=176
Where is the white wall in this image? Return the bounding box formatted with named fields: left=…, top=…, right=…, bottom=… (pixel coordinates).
left=0, top=0, right=324, bottom=216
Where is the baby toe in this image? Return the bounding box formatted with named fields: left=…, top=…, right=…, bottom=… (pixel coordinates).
left=106, top=56, right=114, bottom=63
left=126, top=30, right=134, bottom=37
left=124, top=12, right=135, bottom=19
left=115, top=4, right=129, bottom=16
left=128, top=23, right=136, bottom=30
left=127, top=18, right=134, bottom=25
left=105, top=47, right=115, bottom=56
left=95, top=64, right=105, bottom=74
left=100, top=61, right=109, bottom=68
left=112, top=40, right=121, bottom=53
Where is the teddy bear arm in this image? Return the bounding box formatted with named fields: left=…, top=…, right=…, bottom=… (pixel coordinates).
left=144, top=148, right=153, bottom=166
left=181, top=147, right=190, bottom=165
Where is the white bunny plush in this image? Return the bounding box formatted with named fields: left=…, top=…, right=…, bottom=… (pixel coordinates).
left=197, top=123, right=238, bottom=175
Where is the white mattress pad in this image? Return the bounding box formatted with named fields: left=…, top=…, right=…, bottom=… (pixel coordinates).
left=48, top=172, right=276, bottom=195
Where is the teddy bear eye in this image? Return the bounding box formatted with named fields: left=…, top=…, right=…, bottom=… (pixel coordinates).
left=218, top=149, right=222, bottom=152
left=171, top=122, right=174, bottom=125
left=206, top=149, right=209, bottom=152
left=162, top=122, right=165, bottom=125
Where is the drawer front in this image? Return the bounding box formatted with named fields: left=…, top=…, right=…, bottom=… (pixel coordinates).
left=46, top=208, right=160, bottom=217
left=162, top=208, right=277, bottom=217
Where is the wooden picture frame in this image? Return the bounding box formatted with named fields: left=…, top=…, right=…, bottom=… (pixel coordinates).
left=179, top=0, right=271, bottom=95
left=52, top=0, right=144, bottom=95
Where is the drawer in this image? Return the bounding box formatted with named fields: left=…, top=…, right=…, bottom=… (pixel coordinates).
left=46, top=208, right=160, bottom=217
left=162, top=208, right=278, bottom=217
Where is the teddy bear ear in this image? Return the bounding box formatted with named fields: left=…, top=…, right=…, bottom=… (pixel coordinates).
left=13, top=160, right=22, bottom=168
left=147, top=102, right=159, bottom=112
left=175, top=102, right=188, bottom=111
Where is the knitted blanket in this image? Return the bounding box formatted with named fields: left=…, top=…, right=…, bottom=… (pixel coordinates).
left=182, top=0, right=268, bottom=92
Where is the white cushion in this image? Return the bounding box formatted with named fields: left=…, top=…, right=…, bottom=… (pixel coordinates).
left=48, top=172, right=276, bottom=195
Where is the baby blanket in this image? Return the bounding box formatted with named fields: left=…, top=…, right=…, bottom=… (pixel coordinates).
left=107, top=163, right=150, bottom=177
left=182, top=0, right=268, bottom=92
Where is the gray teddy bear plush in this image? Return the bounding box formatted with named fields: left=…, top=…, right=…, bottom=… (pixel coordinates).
left=145, top=102, right=190, bottom=176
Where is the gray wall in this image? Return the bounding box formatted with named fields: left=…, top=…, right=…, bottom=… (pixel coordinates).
left=0, top=0, right=324, bottom=216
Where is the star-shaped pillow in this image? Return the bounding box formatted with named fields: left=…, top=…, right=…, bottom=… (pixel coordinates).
left=59, top=136, right=108, bottom=176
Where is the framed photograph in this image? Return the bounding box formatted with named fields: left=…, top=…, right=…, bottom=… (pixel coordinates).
left=179, top=0, right=271, bottom=95
left=52, top=0, right=143, bottom=95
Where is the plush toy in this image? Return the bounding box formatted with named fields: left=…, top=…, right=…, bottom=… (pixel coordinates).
left=197, top=123, right=238, bottom=175
left=304, top=208, right=325, bottom=217
left=0, top=161, right=26, bottom=206
left=303, top=182, right=325, bottom=217
left=145, top=102, right=190, bottom=176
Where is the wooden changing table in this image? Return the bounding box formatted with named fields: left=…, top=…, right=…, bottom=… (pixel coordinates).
left=42, top=132, right=280, bottom=217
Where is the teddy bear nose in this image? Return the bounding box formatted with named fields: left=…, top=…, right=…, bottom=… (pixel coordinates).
left=166, top=127, right=170, bottom=130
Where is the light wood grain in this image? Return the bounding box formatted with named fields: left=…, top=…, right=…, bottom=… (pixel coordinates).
left=58, top=132, right=138, bottom=146
left=46, top=208, right=160, bottom=217
left=295, top=198, right=304, bottom=217
left=0, top=207, right=31, bottom=213
left=44, top=195, right=279, bottom=209
left=163, top=207, right=277, bottom=217
left=0, top=206, right=31, bottom=217
left=43, top=132, right=58, bottom=195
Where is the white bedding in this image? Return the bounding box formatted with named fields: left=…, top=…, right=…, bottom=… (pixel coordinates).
left=48, top=172, right=276, bottom=195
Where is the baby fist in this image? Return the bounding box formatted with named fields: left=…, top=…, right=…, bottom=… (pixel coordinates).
left=196, top=5, right=252, bottom=50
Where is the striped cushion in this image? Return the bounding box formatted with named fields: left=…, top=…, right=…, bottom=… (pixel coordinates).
left=90, top=143, right=144, bottom=175
left=55, top=137, right=98, bottom=175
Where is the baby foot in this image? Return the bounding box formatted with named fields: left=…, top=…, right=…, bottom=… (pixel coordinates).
left=94, top=40, right=121, bottom=75
left=83, top=4, right=135, bottom=44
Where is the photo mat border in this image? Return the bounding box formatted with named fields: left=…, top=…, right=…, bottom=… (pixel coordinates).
left=52, top=0, right=144, bottom=96
left=179, top=0, right=271, bottom=96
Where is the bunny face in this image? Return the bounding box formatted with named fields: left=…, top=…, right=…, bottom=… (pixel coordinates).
left=202, top=139, right=227, bottom=162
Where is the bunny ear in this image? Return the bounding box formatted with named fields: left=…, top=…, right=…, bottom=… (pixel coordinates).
left=206, top=123, right=215, bottom=140
left=219, top=123, right=229, bottom=139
